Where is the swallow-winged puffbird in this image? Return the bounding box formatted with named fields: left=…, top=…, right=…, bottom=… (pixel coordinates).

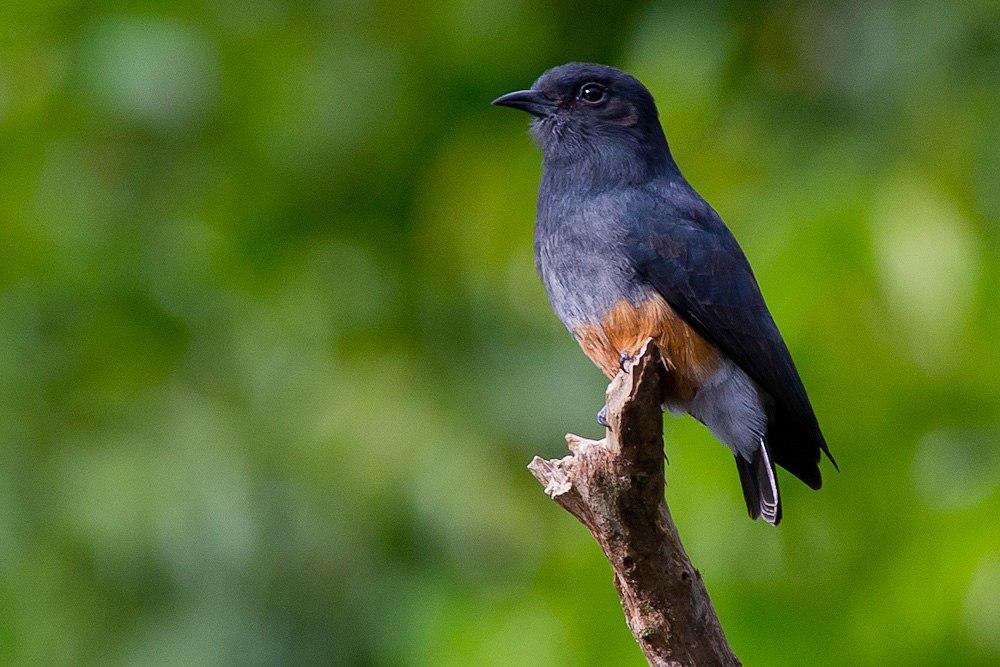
left=493, top=63, right=836, bottom=525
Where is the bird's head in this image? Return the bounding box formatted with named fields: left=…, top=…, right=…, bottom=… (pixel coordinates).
left=493, top=63, right=671, bottom=175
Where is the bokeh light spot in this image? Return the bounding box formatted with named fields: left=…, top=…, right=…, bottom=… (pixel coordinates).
left=871, top=176, right=980, bottom=368
left=78, top=17, right=219, bottom=127
left=913, top=428, right=1000, bottom=511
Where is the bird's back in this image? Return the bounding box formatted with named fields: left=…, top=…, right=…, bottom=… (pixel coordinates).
left=624, top=181, right=833, bottom=488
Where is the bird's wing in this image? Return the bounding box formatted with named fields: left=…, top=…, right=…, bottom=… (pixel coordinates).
left=624, top=197, right=834, bottom=486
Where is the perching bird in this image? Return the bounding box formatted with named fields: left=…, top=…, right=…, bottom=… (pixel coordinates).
left=493, top=63, right=836, bottom=525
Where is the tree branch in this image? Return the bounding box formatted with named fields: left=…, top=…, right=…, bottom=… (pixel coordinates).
left=528, top=339, right=740, bottom=666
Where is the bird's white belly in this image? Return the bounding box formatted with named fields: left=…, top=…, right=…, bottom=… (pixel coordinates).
left=671, top=358, right=768, bottom=460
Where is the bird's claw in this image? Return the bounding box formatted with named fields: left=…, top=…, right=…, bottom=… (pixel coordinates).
left=597, top=404, right=610, bottom=428
left=619, top=351, right=633, bottom=373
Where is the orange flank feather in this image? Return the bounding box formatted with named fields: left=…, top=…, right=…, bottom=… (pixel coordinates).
left=574, top=295, right=721, bottom=403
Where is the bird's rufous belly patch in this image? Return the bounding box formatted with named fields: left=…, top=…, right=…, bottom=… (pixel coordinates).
left=573, top=295, right=721, bottom=403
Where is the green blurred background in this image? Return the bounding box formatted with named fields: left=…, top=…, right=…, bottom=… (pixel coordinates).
left=2, top=1, right=999, bottom=664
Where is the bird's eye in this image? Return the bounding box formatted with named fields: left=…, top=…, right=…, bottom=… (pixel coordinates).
left=578, top=83, right=606, bottom=104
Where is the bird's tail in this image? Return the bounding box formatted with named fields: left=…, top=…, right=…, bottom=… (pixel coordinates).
left=735, top=441, right=781, bottom=525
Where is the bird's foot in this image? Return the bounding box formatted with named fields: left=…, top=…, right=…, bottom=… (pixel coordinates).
left=597, top=404, right=610, bottom=428
left=619, top=351, right=633, bottom=373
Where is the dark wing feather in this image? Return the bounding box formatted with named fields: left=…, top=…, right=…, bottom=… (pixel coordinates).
left=625, top=198, right=835, bottom=488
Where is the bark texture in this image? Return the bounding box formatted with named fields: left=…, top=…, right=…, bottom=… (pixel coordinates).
left=528, top=340, right=740, bottom=667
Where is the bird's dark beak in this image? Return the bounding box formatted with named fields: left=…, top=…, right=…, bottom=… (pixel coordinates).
left=491, top=89, right=556, bottom=118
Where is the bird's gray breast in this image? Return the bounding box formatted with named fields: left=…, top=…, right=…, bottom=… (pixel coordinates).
left=534, top=199, right=651, bottom=333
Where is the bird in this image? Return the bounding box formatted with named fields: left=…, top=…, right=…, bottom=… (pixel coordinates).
left=493, top=63, right=836, bottom=525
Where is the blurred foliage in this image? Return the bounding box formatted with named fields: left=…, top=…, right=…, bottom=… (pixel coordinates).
left=1, top=0, right=999, bottom=664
